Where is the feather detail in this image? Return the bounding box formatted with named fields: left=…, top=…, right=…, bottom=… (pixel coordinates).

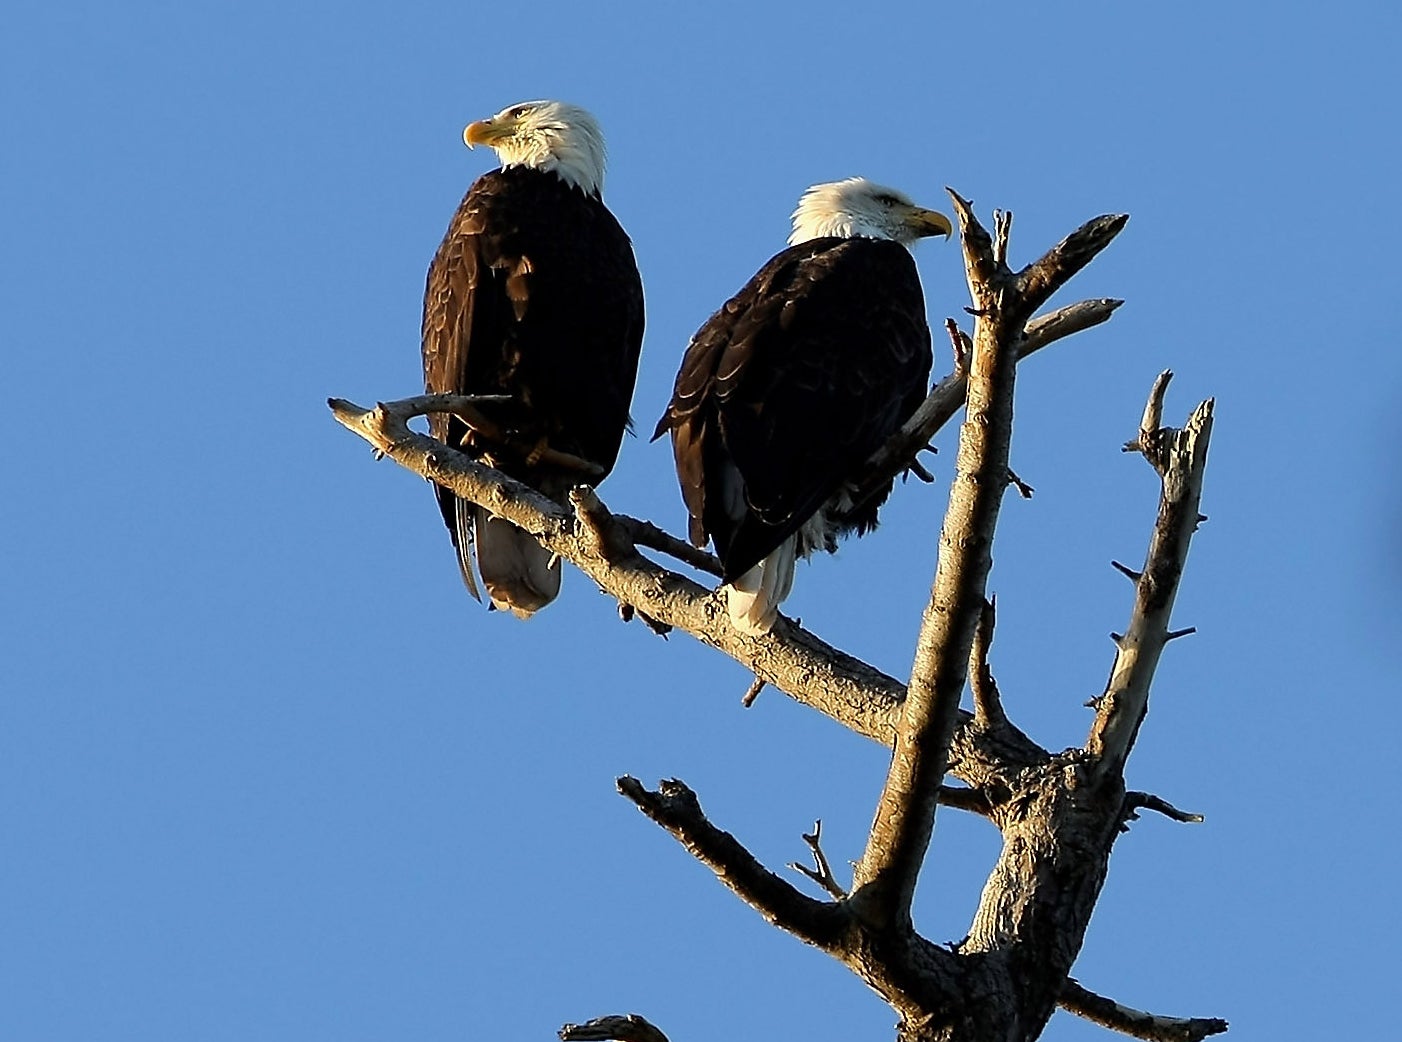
left=452, top=497, right=483, bottom=602
left=724, top=536, right=798, bottom=635
left=474, top=508, right=561, bottom=618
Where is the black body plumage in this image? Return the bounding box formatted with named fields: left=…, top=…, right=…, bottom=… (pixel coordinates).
left=655, top=236, right=931, bottom=582
left=423, top=165, right=644, bottom=608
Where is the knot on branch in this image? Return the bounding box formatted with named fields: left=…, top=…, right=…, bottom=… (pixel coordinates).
left=570, top=486, right=636, bottom=563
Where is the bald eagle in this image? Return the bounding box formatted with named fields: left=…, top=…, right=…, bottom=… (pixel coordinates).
left=422, top=100, right=644, bottom=617
left=654, top=178, right=949, bottom=634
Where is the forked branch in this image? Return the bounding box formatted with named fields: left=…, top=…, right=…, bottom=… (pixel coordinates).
left=850, top=194, right=1126, bottom=937
left=334, top=192, right=1225, bottom=1042
left=617, top=777, right=848, bottom=949
left=852, top=297, right=1123, bottom=511
left=849, top=190, right=1019, bottom=934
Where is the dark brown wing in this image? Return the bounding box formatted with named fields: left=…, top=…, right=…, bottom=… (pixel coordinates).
left=422, top=166, right=645, bottom=582
left=656, top=237, right=931, bottom=579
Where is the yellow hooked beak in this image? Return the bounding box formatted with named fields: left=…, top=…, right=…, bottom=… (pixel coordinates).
left=463, top=116, right=511, bottom=149
left=907, top=206, right=954, bottom=239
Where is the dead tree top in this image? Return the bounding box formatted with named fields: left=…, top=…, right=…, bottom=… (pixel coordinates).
left=331, top=189, right=1222, bottom=1042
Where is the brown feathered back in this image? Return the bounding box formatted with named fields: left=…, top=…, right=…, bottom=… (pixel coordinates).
left=654, top=236, right=930, bottom=582
left=423, top=165, right=644, bottom=612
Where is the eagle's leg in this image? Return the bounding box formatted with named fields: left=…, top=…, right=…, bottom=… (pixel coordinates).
left=457, top=427, right=506, bottom=469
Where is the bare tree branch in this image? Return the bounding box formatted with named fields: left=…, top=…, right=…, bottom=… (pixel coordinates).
left=1123, top=791, right=1205, bottom=825
left=851, top=297, right=1122, bottom=513
left=1125, top=370, right=1175, bottom=459
left=1023, top=298, right=1124, bottom=351
left=1111, top=560, right=1142, bottom=582
left=968, top=598, right=1007, bottom=729
left=617, top=777, right=849, bottom=950
left=1059, top=979, right=1228, bottom=1042
left=992, top=210, right=1012, bottom=267
left=334, top=194, right=1227, bottom=1041
left=789, top=819, right=849, bottom=900
left=560, top=1014, right=671, bottom=1042
left=935, top=785, right=994, bottom=818
left=329, top=396, right=905, bottom=742
left=1087, top=377, right=1214, bottom=778
left=1015, top=214, right=1129, bottom=321
left=850, top=190, right=1023, bottom=935
left=360, top=393, right=606, bottom=476
left=616, top=517, right=723, bottom=578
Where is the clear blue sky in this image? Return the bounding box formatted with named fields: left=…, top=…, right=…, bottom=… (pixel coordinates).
left=4, top=2, right=1399, bottom=1039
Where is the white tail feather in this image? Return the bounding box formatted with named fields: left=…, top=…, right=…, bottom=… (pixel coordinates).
left=474, top=507, right=561, bottom=618
left=725, top=537, right=797, bottom=635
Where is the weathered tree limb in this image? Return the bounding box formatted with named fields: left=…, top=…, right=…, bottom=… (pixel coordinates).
left=560, top=1014, right=671, bottom=1042
left=1059, top=980, right=1228, bottom=1042
left=616, top=517, right=723, bottom=578
left=1086, top=375, right=1214, bottom=778
left=850, top=189, right=1018, bottom=935
left=368, top=392, right=606, bottom=476
left=1123, top=791, right=1205, bottom=826
left=617, top=777, right=849, bottom=949
left=329, top=396, right=905, bottom=742
left=328, top=303, right=1122, bottom=753
left=1015, top=215, right=1130, bottom=322
left=948, top=383, right=1216, bottom=1040
left=935, top=785, right=994, bottom=818
left=333, top=194, right=1225, bottom=1042
left=852, top=195, right=1132, bottom=940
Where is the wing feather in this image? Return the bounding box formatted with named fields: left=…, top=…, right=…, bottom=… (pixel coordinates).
left=421, top=167, right=644, bottom=609
left=657, top=237, right=932, bottom=577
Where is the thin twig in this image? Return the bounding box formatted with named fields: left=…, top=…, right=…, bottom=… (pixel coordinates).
left=1123, top=370, right=1174, bottom=462
left=789, top=820, right=849, bottom=900
left=993, top=210, right=1012, bottom=267
left=1060, top=978, right=1227, bottom=1042
left=741, top=676, right=766, bottom=707
left=1087, top=388, right=1214, bottom=777
left=1124, top=791, right=1204, bottom=825
left=1006, top=468, right=1034, bottom=499
left=969, top=597, right=1006, bottom=728
left=947, top=318, right=973, bottom=374
left=850, top=298, right=1122, bottom=513
left=617, top=517, right=724, bottom=578
left=1111, top=560, right=1142, bottom=582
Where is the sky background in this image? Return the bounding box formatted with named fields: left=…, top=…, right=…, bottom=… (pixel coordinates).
left=4, top=1, right=1400, bottom=1039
